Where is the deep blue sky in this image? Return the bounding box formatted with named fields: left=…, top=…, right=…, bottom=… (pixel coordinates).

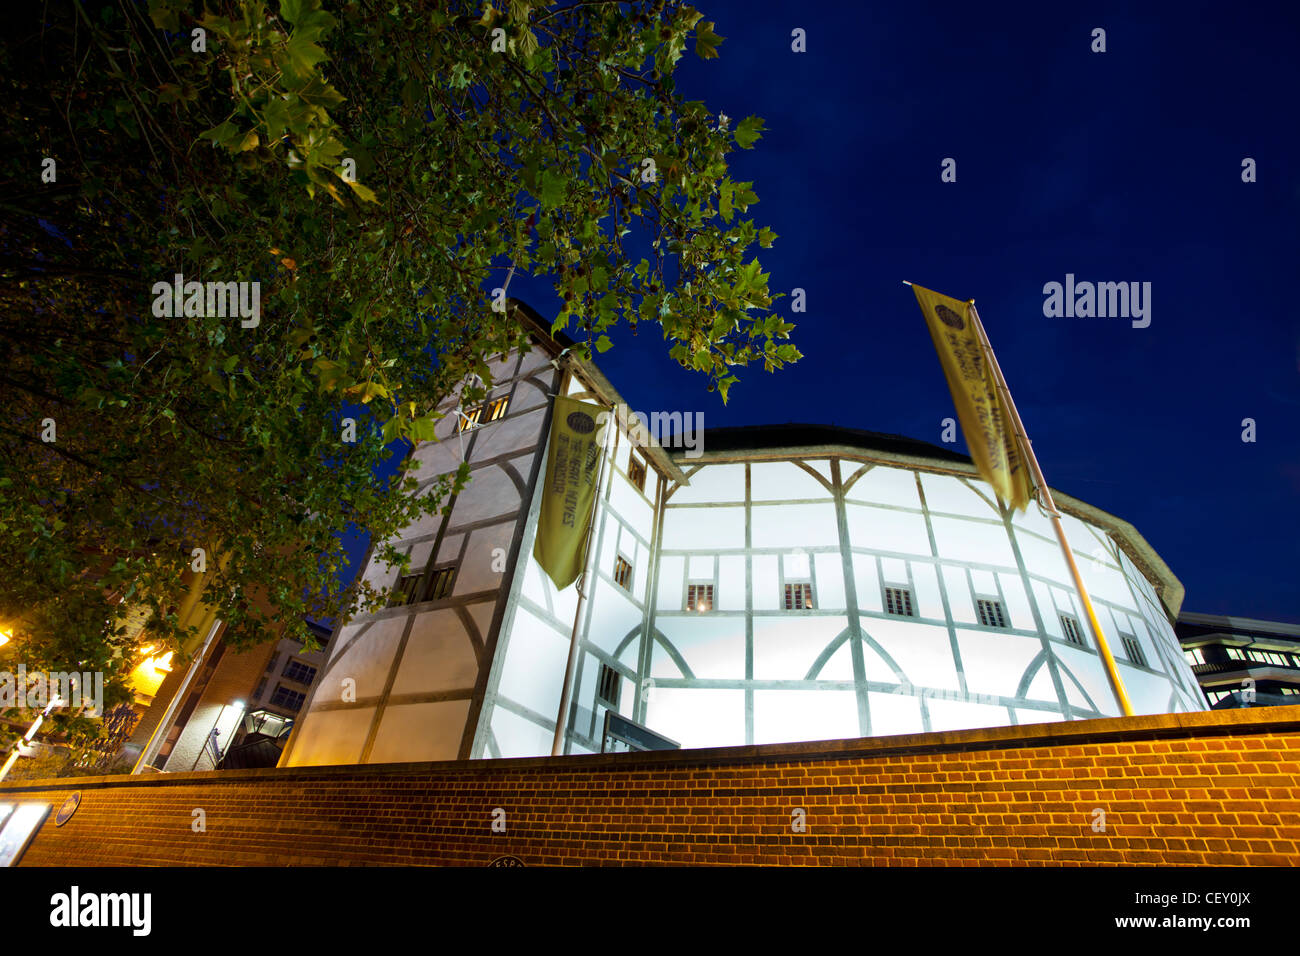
left=347, top=1, right=1300, bottom=626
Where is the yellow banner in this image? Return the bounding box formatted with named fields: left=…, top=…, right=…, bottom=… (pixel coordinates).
left=911, top=284, right=1034, bottom=512
left=533, top=396, right=607, bottom=590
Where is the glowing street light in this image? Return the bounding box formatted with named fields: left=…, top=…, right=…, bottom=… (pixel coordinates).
left=0, top=695, right=64, bottom=782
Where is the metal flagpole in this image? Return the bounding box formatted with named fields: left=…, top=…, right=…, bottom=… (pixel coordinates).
left=550, top=396, right=612, bottom=757
left=965, top=299, right=1134, bottom=717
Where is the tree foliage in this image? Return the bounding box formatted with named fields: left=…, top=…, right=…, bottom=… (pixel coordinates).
left=0, top=0, right=797, bottom=712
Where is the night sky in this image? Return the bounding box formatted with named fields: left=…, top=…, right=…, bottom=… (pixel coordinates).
left=352, top=1, right=1300, bottom=626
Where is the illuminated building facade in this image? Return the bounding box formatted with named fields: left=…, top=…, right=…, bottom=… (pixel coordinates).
left=281, top=304, right=1205, bottom=767
left=1176, top=612, right=1300, bottom=708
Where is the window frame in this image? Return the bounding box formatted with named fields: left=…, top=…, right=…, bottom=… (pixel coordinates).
left=685, top=582, right=715, bottom=612
left=1059, top=613, right=1085, bottom=645
left=883, top=585, right=915, bottom=618
left=977, top=597, right=1008, bottom=629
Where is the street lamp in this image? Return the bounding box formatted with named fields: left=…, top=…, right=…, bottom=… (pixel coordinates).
left=0, top=695, right=64, bottom=782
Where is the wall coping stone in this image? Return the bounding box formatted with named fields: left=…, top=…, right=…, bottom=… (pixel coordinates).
left=2, top=705, right=1296, bottom=795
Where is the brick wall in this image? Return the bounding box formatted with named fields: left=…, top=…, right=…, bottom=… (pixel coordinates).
left=4, top=707, right=1298, bottom=866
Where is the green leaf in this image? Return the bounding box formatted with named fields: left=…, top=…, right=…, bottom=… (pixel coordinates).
left=595, top=334, right=613, bottom=353
left=734, top=116, right=765, bottom=149
left=346, top=178, right=378, bottom=203
left=537, top=169, right=565, bottom=209
left=694, top=20, right=724, bottom=59
left=409, top=415, right=439, bottom=442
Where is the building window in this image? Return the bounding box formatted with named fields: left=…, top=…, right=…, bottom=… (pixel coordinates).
left=282, top=659, right=317, bottom=685
left=686, top=584, right=714, bottom=612
left=883, top=586, right=914, bottom=617
left=784, top=583, right=814, bottom=610
left=254, top=677, right=267, bottom=700
left=1121, top=634, right=1147, bottom=667
left=977, top=599, right=1008, bottom=629
left=614, top=555, right=633, bottom=591
left=457, top=404, right=482, bottom=431
left=1225, top=647, right=1244, bottom=660
left=1206, top=690, right=1231, bottom=704
left=390, top=572, right=423, bottom=607
left=1249, top=649, right=1289, bottom=667
left=424, top=565, right=456, bottom=602
left=457, top=396, right=509, bottom=432
left=627, top=455, right=646, bottom=493
left=596, top=663, right=621, bottom=708
left=269, top=685, right=307, bottom=711
left=1183, top=647, right=1205, bottom=665
left=1059, top=614, right=1085, bottom=645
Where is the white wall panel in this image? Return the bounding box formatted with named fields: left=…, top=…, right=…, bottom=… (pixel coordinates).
left=656, top=616, right=745, bottom=679
left=867, top=691, right=923, bottom=737
left=930, top=515, right=1015, bottom=567
left=752, top=616, right=847, bottom=680
left=753, top=690, right=858, bottom=745
left=752, top=555, right=779, bottom=611
left=671, top=464, right=744, bottom=504
left=750, top=461, right=831, bottom=501
left=920, top=474, right=998, bottom=518
left=813, top=552, right=845, bottom=610
left=661, top=505, right=744, bottom=550
left=644, top=688, right=744, bottom=749
left=846, top=465, right=920, bottom=509
left=752, top=502, right=839, bottom=549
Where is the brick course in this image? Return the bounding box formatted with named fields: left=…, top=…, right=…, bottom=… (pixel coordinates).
left=3, top=707, right=1298, bottom=866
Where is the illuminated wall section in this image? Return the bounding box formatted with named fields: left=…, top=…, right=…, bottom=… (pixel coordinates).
left=283, top=345, right=559, bottom=766
left=638, top=458, right=1204, bottom=750
left=469, top=372, right=661, bottom=757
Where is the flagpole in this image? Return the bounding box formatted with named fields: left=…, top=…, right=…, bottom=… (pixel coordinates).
left=550, top=400, right=611, bottom=757
left=965, top=300, right=1134, bottom=717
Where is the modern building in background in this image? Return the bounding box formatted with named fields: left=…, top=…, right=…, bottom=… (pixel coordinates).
left=1176, top=612, right=1300, bottom=709
left=125, top=618, right=328, bottom=772
left=280, top=302, right=1206, bottom=768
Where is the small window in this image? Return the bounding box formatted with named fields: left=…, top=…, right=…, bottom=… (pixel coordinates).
left=1225, top=647, right=1244, bottom=660
left=457, top=404, right=483, bottom=432
left=424, top=565, right=456, bottom=602
left=1059, top=614, right=1084, bottom=645
left=613, top=555, right=633, bottom=591
left=883, top=586, right=914, bottom=617
left=1121, top=634, right=1147, bottom=667
left=269, top=685, right=307, bottom=711
left=1183, top=647, right=1205, bottom=665
left=784, top=583, right=813, bottom=610
left=627, top=455, right=646, bottom=493
left=282, top=660, right=317, bottom=685
left=977, top=599, right=1008, bottom=629
left=686, top=584, right=714, bottom=612
left=253, top=677, right=267, bottom=700
left=390, top=573, right=423, bottom=607
left=459, top=396, right=510, bottom=431
left=596, top=663, right=621, bottom=707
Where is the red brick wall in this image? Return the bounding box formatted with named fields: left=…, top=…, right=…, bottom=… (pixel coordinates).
left=4, top=707, right=1298, bottom=866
